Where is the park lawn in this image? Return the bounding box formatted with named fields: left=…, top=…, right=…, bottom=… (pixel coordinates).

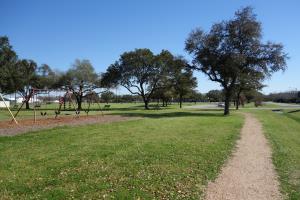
left=0, top=109, right=243, bottom=199
left=283, top=110, right=300, bottom=123
left=0, top=102, right=202, bottom=121
left=242, top=102, right=281, bottom=108
left=252, top=110, right=300, bottom=199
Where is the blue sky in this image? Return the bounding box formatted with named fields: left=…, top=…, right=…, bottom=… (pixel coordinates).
left=1, top=0, right=299, bottom=94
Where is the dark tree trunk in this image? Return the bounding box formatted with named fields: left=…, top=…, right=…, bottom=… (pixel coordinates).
left=224, top=91, right=231, bottom=115
left=179, top=95, right=183, bottom=108
left=236, top=100, right=239, bottom=110
left=141, top=95, right=149, bottom=110
left=144, top=100, right=149, bottom=110
left=236, top=90, right=241, bottom=110
left=26, top=101, right=30, bottom=110
left=77, top=98, right=82, bottom=110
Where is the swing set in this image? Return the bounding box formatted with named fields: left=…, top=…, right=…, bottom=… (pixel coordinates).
left=1, top=88, right=104, bottom=125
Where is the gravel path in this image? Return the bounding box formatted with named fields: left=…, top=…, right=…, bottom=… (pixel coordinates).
left=205, top=113, right=282, bottom=200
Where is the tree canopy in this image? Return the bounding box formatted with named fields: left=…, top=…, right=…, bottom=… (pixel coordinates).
left=185, top=7, right=287, bottom=115
left=102, top=48, right=168, bottom=109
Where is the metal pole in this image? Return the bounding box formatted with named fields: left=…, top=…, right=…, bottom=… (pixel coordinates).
left=0, top=93, right=18, bottom=124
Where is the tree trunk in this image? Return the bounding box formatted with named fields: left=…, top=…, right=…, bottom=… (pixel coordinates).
left=144, top=100, right=149, bottom=110
left=224, top=91, right=231, bottom=115
left=77, top=99, right=82, bottom=110
left=236, top=100, right=239, bottom=110
left=236, top=91, right=241, bottom=110
left=179, top=95, right=183, bottom=108
left=26, top=101, right=30, bottom=109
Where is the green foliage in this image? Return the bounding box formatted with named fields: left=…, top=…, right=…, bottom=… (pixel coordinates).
left=101, top=90, right=114, bottom=104
left=185, top=7, right=287, bottom=115
left=102, top=49, right=169, bottom=109
left=0, top=36, right=18, bottom=93
left=206, top=90, right=224, bottom=102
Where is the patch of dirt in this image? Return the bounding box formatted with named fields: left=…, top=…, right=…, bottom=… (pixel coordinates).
left=204, top=113, right=282, bottom=200
left=0, top=115, right=139, bottom=136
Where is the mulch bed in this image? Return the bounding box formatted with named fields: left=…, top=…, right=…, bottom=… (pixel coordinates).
left=0, top=115, right=138, bottom=136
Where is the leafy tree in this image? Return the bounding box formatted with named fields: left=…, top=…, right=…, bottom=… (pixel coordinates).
left=150, top=50, right=176, bottom=107
left=58, top=59, right=99, bottom=110
left=185, top=7, right=287, bottom=115
left=172, top=57, right=197, bottom=108
left=206, top=90, right=224, bottom=102
left=102, top=49, right=167, bottom=109
left=16, top=59, right=39, bottom=109
left=234, top=72, right=264, bottom=109
left=189, top=91, right=206, bottom=103
left=0, top=36, right=18, bottom=94
left=36, top=64, right=59, bottom=89
left=101, top=90, right=114, bottom=104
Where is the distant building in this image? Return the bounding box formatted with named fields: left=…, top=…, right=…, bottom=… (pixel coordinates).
left=0, top=97, right=10, bottom=108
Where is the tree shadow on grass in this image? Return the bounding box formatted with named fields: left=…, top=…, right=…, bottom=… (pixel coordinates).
left=109, top=111, right=224, bottom=119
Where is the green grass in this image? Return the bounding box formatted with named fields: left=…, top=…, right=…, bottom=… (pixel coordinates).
left=252, top=110, right=300, bottom=199
left=0, top=108, right=243, bottom=199
left=242, top=102, right=281, bottom=108
left=283, top=110, right=300, bottom=123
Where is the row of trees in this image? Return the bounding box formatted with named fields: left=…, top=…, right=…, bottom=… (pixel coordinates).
left=0, top=37, right=102, bottom=110
left=1, top=7, right=288, bottom=115
left=264, top=90, right=300, bottom=103
left=101, top=49, right=197, bottom=109
left=1, top=39, right=197, bottom=110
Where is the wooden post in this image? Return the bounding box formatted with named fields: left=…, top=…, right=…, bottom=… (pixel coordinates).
left=0, top=93, right=18, bottom=124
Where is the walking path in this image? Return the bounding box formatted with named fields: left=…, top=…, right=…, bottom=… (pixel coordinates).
left=205, top=113, right=282, bottom=200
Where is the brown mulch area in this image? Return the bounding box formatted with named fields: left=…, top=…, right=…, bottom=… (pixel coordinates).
left=0, top=115, right=139, bottom=136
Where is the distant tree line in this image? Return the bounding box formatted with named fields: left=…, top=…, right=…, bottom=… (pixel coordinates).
left=264, top=90, right=300, bottom=103
left=0, top=7, right=288, bottom=115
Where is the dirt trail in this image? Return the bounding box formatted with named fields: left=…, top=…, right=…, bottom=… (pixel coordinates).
left=205, top=113, right=282, bottom=200
left=0, top=115, right=139, bottom=136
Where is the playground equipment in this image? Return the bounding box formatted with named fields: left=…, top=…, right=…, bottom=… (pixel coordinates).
left=55, top=90, right=80, bottom=119
left=2, top=88, right=105, bottom=125
left=0, top=93, right=18, bottom=124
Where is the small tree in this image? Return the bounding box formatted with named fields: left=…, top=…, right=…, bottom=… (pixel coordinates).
left=101, top=91, right=114, bottom=104
left=185, top=7, right=287, bottom=115
left=234, top=72, right=264, bottom=109
left=59, top=59, right=99, bottom=110
left=172, top=58, right=197, bottom=108
left=16, top=59, right=39, bottom=109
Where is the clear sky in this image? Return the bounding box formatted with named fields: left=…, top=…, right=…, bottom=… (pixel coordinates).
left=1, top=0, right=299, bottom=94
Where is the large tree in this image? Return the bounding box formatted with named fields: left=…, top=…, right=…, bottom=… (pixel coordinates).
left=102, top=49, right=168, bottom=109
left=36, top=64, right=59, bottom=89
left=185, top=7, right=287, bottom=115
left=0, top=36, right=18, bottom=94
left=59, top=59, right=99, bottom=110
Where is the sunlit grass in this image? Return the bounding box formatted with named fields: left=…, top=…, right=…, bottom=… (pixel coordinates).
left=0, top=108, right=243, bottom=199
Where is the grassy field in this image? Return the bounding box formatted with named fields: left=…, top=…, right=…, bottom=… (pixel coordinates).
left=0, top=102, right=199, bottom=121
left=252, top=110, right=300, bottom=199
left=0, top=106, right=243, bottom=199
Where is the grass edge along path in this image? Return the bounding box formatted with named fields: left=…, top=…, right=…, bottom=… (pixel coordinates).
left=0, top=110, right=243, bottom=199
left=252, top=110, right=300, bottom=200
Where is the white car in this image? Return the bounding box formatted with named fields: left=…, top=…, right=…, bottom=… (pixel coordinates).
left=217, top=102, right=225, bottom=107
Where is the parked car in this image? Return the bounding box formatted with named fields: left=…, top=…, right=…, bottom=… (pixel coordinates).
left=217, top=102, right=225, bottom=107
